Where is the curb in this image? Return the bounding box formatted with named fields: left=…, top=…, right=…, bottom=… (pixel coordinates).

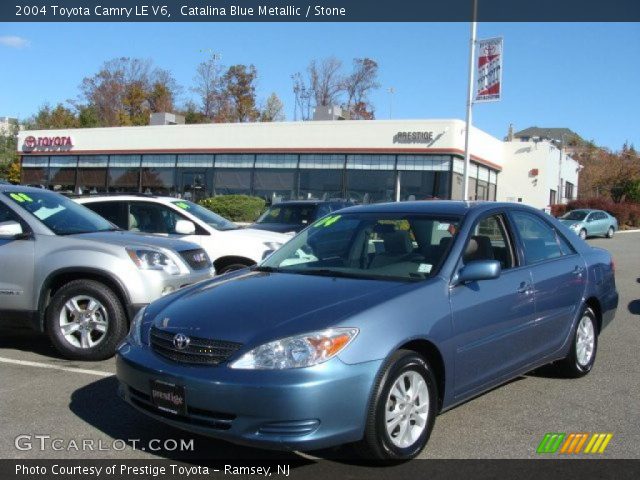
left=618, top=229, right=640, bottom=234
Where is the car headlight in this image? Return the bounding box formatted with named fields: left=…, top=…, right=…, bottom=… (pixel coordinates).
left=230, top=328, right=358, bottom=370
left=570, top=223, right=581, bottom=230
left=127, top=248, right=181, bottom=275
left=128, top=306, right=146, bottom=346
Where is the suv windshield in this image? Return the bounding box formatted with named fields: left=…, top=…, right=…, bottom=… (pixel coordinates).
left=5, top=190, right=117, bottom=235
left=561, top=210, right=588, bottom=221
left=260, top=212, right=460, bottom=281
left=171, top=200, right=237, bottom=231
left=256, top=204, right=318, bottom=226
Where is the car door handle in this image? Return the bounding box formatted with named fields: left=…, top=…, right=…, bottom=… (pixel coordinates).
left=572, top=266, right=585, bottom=276
left=517, top=282, right=533, bottom=295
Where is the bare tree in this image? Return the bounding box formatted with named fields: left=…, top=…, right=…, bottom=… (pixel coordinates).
left=291, top=73, right=313, bottom=121
left=343, top=58, right=380, bottom=118
left=192, top=53, right=223, bottom=119
left=308, top=57, right=344, bottom=107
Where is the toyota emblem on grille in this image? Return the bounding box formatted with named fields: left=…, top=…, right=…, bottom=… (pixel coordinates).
left=173, top=333, right=190, bottom=350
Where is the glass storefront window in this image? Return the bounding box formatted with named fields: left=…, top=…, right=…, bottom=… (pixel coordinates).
left=346, top=170, right=395, bottom=204
left=488, top=183, right=497, bottom=201
left=397, top=155, right=450, bottom=171
left=77, top=156, right=108, bottom=193
left=141, top=155, right=176, bottom=195
left=253, top=169, right=296, bottom=202
left=255, top=154, right=298, bottom=169
left=451, top=172, right=464, bottom=200
left=108, top=155, right=141, bottom=192
left=177, top=154, right=214, bottom=168
left=48, top=156, right=77, bottom=193
left=346, top=155, right=395, bottom=170
left=400, top=171, right=450, bottom=201
left=298, top=169, right=343, bottom=200
left=299, top=154, right=345, bottom=169
left=21, top=156, right=48, bottom=186
left=215, top=154, right=254, bottom=168
left=213, top=169, right=252, bottom=195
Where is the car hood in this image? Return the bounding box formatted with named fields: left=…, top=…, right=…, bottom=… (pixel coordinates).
left=70, top=231, right=201, bottom=252
left=558, top=219, right=582, bottom=227
left=248, top=223, right=304, bottom=234
left=145, top=271, right=406, bottom=345
left=219, top=227, right=291, bottom=243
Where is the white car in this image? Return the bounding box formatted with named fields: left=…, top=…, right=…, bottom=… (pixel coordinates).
left=76, top=195, right=289, bottom=274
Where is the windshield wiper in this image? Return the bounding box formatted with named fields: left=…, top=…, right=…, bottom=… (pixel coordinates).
left=284, top=268, right=371, bottom=280
left=252, top=265, right=281, bottom=273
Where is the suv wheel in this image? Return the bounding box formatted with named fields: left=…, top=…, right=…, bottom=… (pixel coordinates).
left=356, top=350, right=438, bottom=460
left=46, top=280, right=127, bottom=361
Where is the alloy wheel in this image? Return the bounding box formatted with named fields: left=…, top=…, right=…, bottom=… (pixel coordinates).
left=58, top=295, right=109, bottom=349
left=384, top=371, right=430, bottom=448
left=576, top=315, right=595, bottom=367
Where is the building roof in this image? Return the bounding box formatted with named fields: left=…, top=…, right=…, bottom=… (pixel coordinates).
left=513, top=127, right=581, bottom=144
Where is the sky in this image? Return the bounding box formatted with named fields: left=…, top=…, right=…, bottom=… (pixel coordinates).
left=0, top=22, right=638, bottom=150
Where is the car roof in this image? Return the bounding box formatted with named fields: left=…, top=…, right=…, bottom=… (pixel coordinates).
left=75, top=194, right=177, bottom=203
left=337, top=200, right=530, bottom=216
left=270, top=200, right=348, bottom=206
left=0, top=184, right=53, bottom=193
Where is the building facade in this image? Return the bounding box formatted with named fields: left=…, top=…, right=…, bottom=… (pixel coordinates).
left=16, top=119, right=578, bottom=209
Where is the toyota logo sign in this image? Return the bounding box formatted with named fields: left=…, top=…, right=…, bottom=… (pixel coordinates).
left=172, top=333, right=190, bottom=350
left=24, top=136, right=36, bottom=148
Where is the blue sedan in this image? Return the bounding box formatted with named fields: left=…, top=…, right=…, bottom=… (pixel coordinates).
left=116, top=201, right=618, bottom=460
left=559, top=209, right=618, bottom=240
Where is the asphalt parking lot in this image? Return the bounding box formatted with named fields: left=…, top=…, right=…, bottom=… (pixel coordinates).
left=0, top=232, right=638, bottom=463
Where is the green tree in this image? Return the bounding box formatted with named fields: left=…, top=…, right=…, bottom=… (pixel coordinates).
left=31, top=104, right=79, bottom=129
left=0, top=122, right=20, bottom=183
left=260, top=93, right=285, bottom=122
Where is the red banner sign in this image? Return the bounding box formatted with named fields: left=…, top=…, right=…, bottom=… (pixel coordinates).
left=476, top=37, right=503, bottom=102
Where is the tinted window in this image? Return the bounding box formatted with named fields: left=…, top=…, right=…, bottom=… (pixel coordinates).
left=561, top=210, right=587, bottom=221
left=465, top=214, right=515, bottom=269
left=85, top=202, right=128, bottom=229
left=256, top=204, right=317, bottom=226
left=511, top=211, right=564, bottom=264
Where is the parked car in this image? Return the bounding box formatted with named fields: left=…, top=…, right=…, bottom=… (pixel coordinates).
left=0, top=186, right=214, bottom=360
left=116, top=201, right=617, bottom=459
left=76, top=195, right=289, bottom=274
left=250, top=200, right=353, bottom=234
left=558, top=209, right=618, bottom=240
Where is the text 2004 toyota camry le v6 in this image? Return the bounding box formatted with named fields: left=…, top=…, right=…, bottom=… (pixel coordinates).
left=116, top=201, right=618, bottom=460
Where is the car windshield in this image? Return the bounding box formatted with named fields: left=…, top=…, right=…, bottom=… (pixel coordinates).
left=259, top=212, right=460, bottom=281
left=561, top=210, right=588, bottom=221
left=256, top=204, right=318, bottom=226
left=171, top=200, right=237, bottom=231
left=5, top=190, right=118, bottom=235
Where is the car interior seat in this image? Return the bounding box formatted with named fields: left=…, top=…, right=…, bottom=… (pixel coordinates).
left=464, top=235, right=495, bottom=263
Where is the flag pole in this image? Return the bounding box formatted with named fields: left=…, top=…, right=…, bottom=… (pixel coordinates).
left=462, top=0, right=478, bottom=201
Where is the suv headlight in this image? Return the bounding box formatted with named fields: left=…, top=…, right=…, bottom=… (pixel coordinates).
left=128, top=306, right=146, bottom=346
left=230, top=328, right=358, bottom=370
left=127, top=248, right=181, bottom=275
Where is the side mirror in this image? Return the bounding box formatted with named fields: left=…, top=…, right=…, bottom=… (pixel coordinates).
left=0, top=221, right=24, bottom=238
left=455, top=260, right=501, bottom=285
left=175, top=219, right=196, bottom=235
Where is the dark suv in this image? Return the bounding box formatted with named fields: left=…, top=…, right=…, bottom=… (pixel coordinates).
left=250, top=200, right=353, bottom=234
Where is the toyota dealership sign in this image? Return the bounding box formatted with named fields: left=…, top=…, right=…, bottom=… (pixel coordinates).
left=23, top=135, right=73, bottom=151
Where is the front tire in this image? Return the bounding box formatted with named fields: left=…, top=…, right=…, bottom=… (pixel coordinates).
left=45, top=280, right=127, bottom=361
left=555, top=307, right=598, bottom=378
left=579, top=229, right=587, bottom=240
left=217, top=263, right=251, bottom=274
left=356, top=350, right=438, bottom=460
left=606, top=226, right=614, bottom=238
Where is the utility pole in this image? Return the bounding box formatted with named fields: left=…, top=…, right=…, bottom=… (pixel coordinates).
left=387, top=87, right=395, bottom=119
left=462, top=0, right=478, bottom=201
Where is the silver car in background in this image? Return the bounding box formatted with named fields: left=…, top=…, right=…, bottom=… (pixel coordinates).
left=0, top=185, right=214, bottom=360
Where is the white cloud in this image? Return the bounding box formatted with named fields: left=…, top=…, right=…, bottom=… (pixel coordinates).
left=0, top=36, right=30, bottom=49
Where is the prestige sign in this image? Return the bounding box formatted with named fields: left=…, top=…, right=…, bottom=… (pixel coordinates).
left=23, top=135, right=73, bottom=151
left=393, top=131, right=435, bottom=144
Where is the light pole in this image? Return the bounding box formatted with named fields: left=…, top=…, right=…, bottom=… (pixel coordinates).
left=462, top=0, right=478, bottom=201
left=387, top=87, right=395, bottom=119
left=558, top=133, right=565, bottom=204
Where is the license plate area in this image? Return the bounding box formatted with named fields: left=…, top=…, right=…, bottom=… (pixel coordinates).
left=150, top=380, right=187, bottom=416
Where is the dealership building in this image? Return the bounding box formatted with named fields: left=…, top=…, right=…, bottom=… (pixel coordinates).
left=16, top=119, right=579, bottom=209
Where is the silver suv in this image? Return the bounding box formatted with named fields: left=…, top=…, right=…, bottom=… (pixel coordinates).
left=0, top=185, right=214, bottom=360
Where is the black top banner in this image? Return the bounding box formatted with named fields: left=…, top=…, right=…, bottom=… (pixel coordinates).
left=2, top=0, right=640, bottom=22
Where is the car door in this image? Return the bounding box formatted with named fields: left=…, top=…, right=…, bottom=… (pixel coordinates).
left=509, top=210, right=587, bottom=358
left=0, top=201, right=35, bottom=312
left=450, top=212, right=537, bottom=398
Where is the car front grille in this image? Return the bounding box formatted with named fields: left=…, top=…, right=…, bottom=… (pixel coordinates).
left=179, top=248, right=211, bottom=270
left=150, top=327, right=243, bottom=366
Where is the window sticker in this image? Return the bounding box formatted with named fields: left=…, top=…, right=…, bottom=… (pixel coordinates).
left=437, top=223, right=451, bottom=231
left=174, top=202, right=190, bottom=210
left=418, top=263, right=433, bottom=274
left=9, top=193, right=24, bottom=202
left=313, top=214, right=341, bottom=228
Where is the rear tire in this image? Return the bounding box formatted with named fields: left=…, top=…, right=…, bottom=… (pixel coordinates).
left=45, top=280, right=127, bottom=361
left=606, top=226, right=614, bottom=238
left=356, top=350, right=438, bottom=460
left=555, top=307, right=598, bottom=378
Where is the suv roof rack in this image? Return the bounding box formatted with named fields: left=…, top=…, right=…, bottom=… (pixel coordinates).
left=67, top=192, right=161, bottom=199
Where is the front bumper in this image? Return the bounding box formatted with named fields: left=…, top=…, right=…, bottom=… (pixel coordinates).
left=132, top=267, right=215, bottom=305
left=116, top=342, right=381, bottom=451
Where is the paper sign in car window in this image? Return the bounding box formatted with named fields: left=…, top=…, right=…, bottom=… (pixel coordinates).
left=437, top=223, right=450, bottom=231
left=418, top=264, right=432, bottom=274
left=175, top=202, right=190, bottom=210
left=18, top=193, right=33, bottom=202
left=9, top=193, right=25, bottom=202
left=313, top=215, right=341, bottom=228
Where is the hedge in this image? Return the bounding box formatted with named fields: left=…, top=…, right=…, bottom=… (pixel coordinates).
left=198, top=195, right=266, bottom=222
left=552, top=199, right=640, bottom=228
